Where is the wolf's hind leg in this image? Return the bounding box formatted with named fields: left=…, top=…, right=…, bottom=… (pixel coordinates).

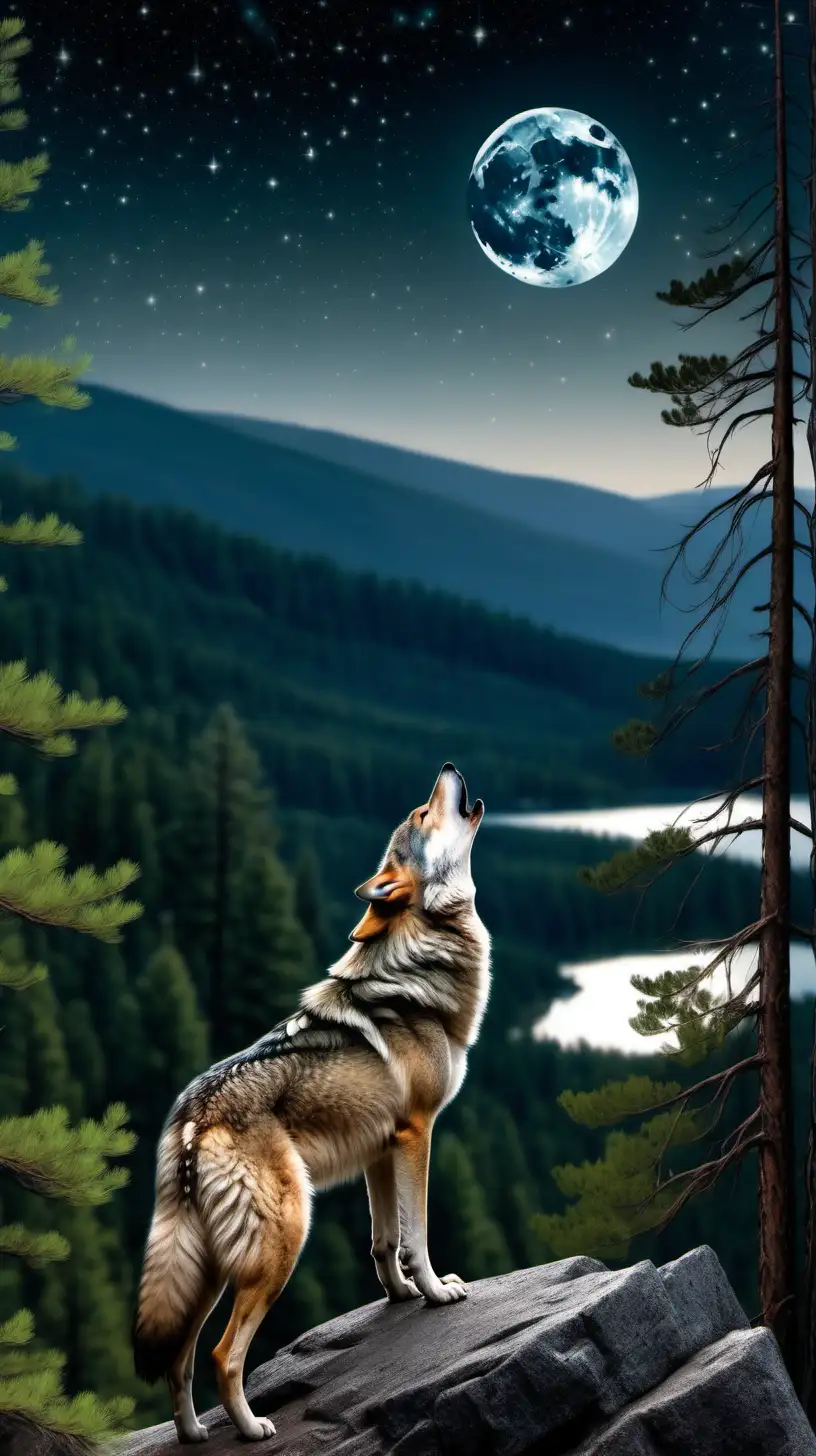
left=168, top=1279, right=225, bottom=1444
left=365, top=1149, right=420, bottom=1301
left=209, top=1138, right=310, bottom=1441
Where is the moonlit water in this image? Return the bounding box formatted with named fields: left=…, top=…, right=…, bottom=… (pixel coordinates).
left=490, top=795, right=813, bottom=872
left=535, top=945, right=816, bottom=1055
left=486, top=797, right=816, bottom=1053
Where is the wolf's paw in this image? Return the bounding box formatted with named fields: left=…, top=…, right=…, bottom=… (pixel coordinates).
left=386, top=1275, right=422, bottom=1302
left=238, top=1415, right=276, bottom=1441
left=176, top=1419, right=209, bottom=1443
left=423, top=1272, right=468, bottom=1305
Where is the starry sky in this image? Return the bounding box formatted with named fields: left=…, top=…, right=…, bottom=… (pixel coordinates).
left=9, top=0, right=809, bottom=493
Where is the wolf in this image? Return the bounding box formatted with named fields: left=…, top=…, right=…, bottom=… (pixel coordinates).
left=132, top=763, right=491, bottom=1444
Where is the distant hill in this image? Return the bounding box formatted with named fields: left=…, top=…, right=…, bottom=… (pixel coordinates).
left=647, top=484, right=816, bottom=520
left=0, top=465, right=789, bottom=815
left=13, top=383, right=684, bottom=657
left=12, top=382, right=799, bottom=659
left=198, top=411, right=684, bottom=561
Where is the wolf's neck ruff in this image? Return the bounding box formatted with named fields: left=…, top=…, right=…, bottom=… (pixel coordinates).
left=175, top=900, right=489, bottom=1130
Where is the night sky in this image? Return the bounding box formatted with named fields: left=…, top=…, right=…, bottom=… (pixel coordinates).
left=9, top=1, right=803, bottom=492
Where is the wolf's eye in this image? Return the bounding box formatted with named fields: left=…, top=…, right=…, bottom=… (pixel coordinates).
left=419, top=810, right=428, bottom=822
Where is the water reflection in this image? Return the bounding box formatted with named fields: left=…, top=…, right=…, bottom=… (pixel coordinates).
left=534, top=945, right=816, bottom=1054
left=490, top=795, right=813, bottom=871
left=487, top=796, right=815, bottom=1052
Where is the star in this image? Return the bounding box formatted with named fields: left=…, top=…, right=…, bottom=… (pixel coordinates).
left=207, top=157, right=221, bottom=174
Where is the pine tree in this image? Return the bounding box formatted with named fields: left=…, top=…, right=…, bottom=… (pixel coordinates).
left=540, top=0, right=802, bottom=1375
left=164, top=703, right=270, bottom=1022
left=134, top=921, right=209, bottom=1133
left=0, top=19, right=143, bottom=1447
left=165, top=704, right=314, bottom=1055
left=294, top=845, right=332, bottom=966
left=225, top=844, right=314, bottom=1047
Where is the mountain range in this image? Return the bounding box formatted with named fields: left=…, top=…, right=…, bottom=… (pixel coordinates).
left=13, top=382, right=808, bottom=658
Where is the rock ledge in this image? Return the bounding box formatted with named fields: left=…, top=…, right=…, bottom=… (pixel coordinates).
left=117, top=1246, right=816, bottom=1455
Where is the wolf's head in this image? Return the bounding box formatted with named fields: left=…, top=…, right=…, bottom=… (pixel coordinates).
left=350, top=763, right=484, bottom=942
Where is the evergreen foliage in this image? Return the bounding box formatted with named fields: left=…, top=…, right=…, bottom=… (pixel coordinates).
left=0, top=20, right=142, bottom=1445
left=0, top=21, right=91, bottom=454
left=135, top=930, right=209, bottom=1130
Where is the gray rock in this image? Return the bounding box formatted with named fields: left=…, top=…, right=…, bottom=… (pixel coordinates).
left=116, top=1247, right=814, bottom=1455
left=572, top=1329, right=816, bottom=1456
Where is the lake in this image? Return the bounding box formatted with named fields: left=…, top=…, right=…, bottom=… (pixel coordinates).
left=486, top=796, right=816, bottom=1053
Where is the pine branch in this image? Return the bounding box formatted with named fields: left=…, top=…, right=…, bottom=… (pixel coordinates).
left=655, top=258, right=757, bottom=308
left=610, top=718, right=658, bottom=755
left=559, top=1076, right=683, bottom=1129
left=0, top=662, right=125, bottom=755
left=535, top=1106, right=706, bottom=1259
left=0, top=1311, right=38, bottom=1348
left=0, top=240, right=57, bottom=305
left=652, top=1117, right=765, bottom=1230
left=652, top=658, right=768, bottom=747
left=0, top=1224, right=69, bottom=1267
left=0, top=155, right=48, bottom=214
left=0, top=1372, right=132, bottom=1442
left=0, top=1104, right=135, bottom=1204
left=0, top=514, right=82, bottom=547
left=0, top=346, right=91, bottom=416
left=0, top=1346, right=65, bottom=1381
left=0, top=952, right=47, bottom=990
left=578, top=825, right=695, bottom=893
left=0, top=842, right=142, bottom=939
left=629, top=353, right=734, bottom=400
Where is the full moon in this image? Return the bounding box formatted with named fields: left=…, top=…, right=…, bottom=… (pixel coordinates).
left=467, top=107, right=638, bottom=288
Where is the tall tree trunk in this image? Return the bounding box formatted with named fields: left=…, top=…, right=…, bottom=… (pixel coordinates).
left=801, top=0, right=816, bottom=1414
left=757, top=0, right=796, bottom=1375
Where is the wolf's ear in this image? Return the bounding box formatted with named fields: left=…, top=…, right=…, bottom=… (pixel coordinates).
left=350, top=871, right=413, bottom=942
left=354, top=872, right=413, bottom=904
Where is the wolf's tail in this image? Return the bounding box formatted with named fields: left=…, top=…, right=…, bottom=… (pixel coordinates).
left=132, top=1130, right=212, bottom=1384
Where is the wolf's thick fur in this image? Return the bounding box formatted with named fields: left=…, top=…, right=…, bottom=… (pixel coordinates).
left=133, top=764, right=490, bottom=1444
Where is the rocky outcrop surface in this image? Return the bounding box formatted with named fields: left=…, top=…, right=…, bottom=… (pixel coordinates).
left=117, top=1246, right=815, bottom=1455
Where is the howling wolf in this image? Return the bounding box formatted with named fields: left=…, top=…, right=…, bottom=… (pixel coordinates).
left=133, top=763, right=490, bottom=1443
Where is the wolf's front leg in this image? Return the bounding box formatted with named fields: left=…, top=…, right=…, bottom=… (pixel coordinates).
left=365, top=1149, right=421, bottom=1301
left=391, top=1116, right=467, bottom=1305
